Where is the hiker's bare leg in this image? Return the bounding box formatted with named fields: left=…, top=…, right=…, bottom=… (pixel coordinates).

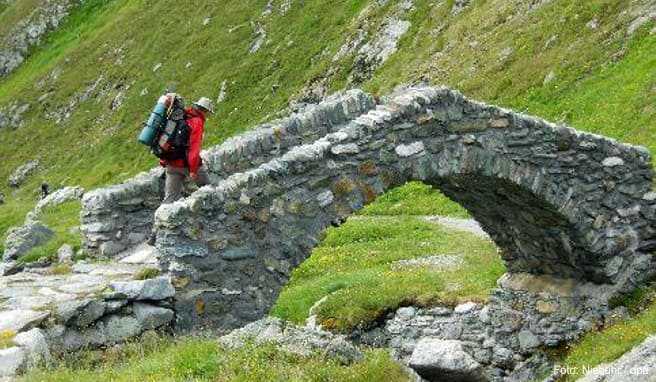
left=163, top=166, right=186, bottom=204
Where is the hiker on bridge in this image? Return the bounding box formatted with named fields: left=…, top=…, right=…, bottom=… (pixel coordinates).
left=159, top=96, right=214, bottom=204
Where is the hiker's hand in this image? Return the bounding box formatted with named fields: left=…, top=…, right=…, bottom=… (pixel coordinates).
left=190, top=172, right=199, bottom=182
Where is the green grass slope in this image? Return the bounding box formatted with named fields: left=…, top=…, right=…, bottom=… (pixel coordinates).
left=272, top=215, right=502, bottom=332
left=21, top=334, right=410, bottom=382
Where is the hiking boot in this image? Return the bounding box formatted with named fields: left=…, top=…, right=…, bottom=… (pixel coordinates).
left=147, top=231, right=157, bottom=246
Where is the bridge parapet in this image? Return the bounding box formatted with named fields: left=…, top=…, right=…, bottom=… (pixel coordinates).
left=80, top=90, right=375, bottom=257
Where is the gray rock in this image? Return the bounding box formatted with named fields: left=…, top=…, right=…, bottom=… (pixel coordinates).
left=0, top=347, right=25, bottom=377
left=316, top=190, right=335, bottom=207
left=105, top=300, right=128, bottom=314
left=7, top=160, right=39, bottom=188
left=249, top=22, right=266, bottom=53
left=518, top=330, right=541, bottom=353
left=451, top=0, right=471, bottom=15
left=0, top=102, right=30, bottom=130
left=133, top=303, right=174, bottom=330
left=219, top=317, right=363, bottom=365
left=0, top=310, right=49, bottom=332
left=350, top=17, right=412, bottom=83
left=33, top=186, right=84, bottom=216
left=100, top=241, right=126, bottom=257
left=454, top=302, right=478, bottom=314
left=61, top=322, right=107, bottom=351
left=13, top=328, right=51, bottom=369
left=57, top=244, right=74, bottom=264
left=109, top=277, right=175, bottom=300
left=395, top=142, right=425, bottom=157
left=0, top=261, right=22, bottom=276
left=505, top=352, right=552, bottom=382
left=3, top=221, right=54, bottom=261
left=408, top=338, right=486, bottom=382
left=0, top=1, right=79, bottom=77
left=491, top=346, right=514, bottom=368
left=578, top=335, right=656, bottom=381
left=118, top=243, right=158, bottom=264
left=73, top=300, right=106, bottom=328
left=331, top=143, right=360, bottom=155
left=56, top=299, right=89, bottom=325
left=103, top=315, right=141, bottom=343
left=602, top=157, right=625, bottom=167
left=397, top=307, right=417, bottom=320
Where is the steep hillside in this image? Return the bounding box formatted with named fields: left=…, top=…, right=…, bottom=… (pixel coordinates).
left=0, top=0, right=654, bottom=245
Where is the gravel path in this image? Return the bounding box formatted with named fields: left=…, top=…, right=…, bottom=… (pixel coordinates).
left=422, top=216, right=489, bottom=239
left=350, top=215, right=490, bottom=239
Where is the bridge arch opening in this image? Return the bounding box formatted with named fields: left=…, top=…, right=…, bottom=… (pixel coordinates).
left=269, top=180, right=505, bottom=332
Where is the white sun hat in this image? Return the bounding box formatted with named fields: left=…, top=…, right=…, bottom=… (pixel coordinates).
left=193, top=97, right=215, bottom=114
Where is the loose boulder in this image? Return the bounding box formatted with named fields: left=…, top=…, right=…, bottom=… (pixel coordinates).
left=57, top=244, right=74, bottom=264
left=0, top=347, right=25, bottom=377
left=219, top=316, right=363, bottom=365
left=3, top=221, right=53, bottom=261
left=7, top=160, right=39, bottom=188
left=13, top=328, right=51, bottom=369
left=33, top=186, right=84, bottom=215
left=408, top=338, right=487, bottom=382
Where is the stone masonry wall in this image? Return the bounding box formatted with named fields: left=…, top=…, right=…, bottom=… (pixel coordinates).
left=0, top=261, right=176, bottom=378
left=153, top=86, right=656, bottom=332
left=80, top=90, right=375, bottom=256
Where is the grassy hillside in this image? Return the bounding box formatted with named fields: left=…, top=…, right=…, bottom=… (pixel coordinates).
left=1, top=0, right=654, bottom=245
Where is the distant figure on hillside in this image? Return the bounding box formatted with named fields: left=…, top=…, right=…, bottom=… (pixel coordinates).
left=40, top=182, right=49, bottom=199
left=159, top=97, right=214, bottom=204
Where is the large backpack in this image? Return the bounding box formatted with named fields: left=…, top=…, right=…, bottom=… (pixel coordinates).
left=139, top=94, right=190, bottom=161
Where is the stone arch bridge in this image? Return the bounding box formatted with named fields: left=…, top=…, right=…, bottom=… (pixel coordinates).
left=82, top=86, right=656, bottom=334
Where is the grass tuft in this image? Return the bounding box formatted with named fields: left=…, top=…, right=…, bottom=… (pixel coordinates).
left=48, top=263, right=72, bottom=275
left=0, top=329, right=16, bottom=350
left=133, top=267, right=160, bottom=281
left=20, top=333, right=410, bottom=382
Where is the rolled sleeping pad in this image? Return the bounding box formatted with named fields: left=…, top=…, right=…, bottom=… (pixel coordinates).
left=138, top=97, right=169, bottom=145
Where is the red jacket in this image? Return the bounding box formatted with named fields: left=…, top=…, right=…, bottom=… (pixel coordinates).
left=160, top=107, right=205, bottom=174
